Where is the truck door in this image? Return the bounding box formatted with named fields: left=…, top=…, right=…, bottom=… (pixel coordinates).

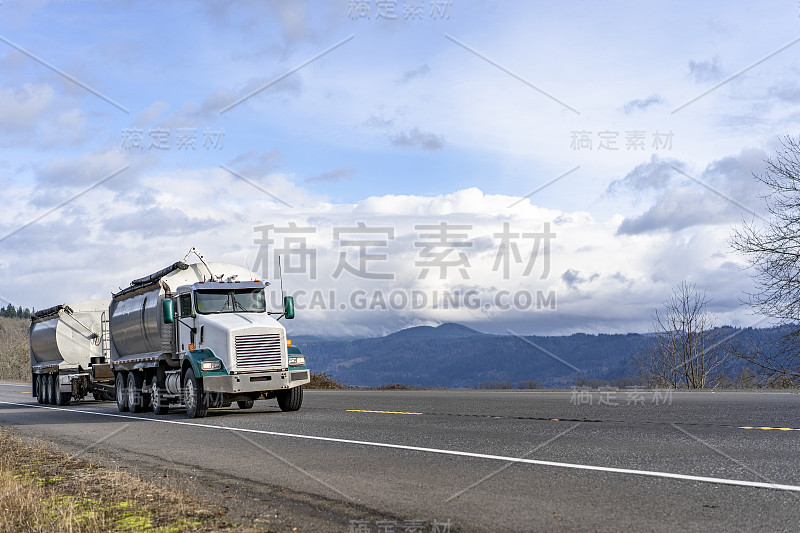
left=177, top=293, right=195, bottom=352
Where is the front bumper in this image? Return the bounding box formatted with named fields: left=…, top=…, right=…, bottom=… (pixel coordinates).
left=202, top=369, right=310, bottom=393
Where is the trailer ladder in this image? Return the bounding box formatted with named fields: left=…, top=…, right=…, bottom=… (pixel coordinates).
left=100, top=311, right=111, bottom=360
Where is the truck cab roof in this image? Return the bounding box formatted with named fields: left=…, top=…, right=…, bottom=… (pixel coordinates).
left=175, top=280, right=269, bottom=294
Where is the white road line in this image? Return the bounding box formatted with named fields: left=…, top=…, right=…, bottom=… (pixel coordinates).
left=2, top=400, right=799, bottom=493
left=0, top=383, right=29, bottom=388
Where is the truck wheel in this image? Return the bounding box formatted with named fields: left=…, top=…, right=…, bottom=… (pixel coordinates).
left=151, top=375, right=169, bottom=415
left=183, top=368, right=208, bottom=419
left=46, top=374, right=56, bottom=405
left=43, top=375, right=51, bottom=404
left=277, top=386, right=303, bottom=412
left=115, top=372, right=129, bottom=412
left=127, top=372, right=146, bottom=413
left=53, top=375, right=71, bottom=406
left=236, top=400, right=254, bottom=410
left=36, top=375, right=45, bottom=404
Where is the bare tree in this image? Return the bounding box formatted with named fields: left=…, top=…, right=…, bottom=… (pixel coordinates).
left=733, top=366, right=759, bottom=389
left=730, top=136, right=800, bottom=385
left=634, top=282, right=729, bottom=388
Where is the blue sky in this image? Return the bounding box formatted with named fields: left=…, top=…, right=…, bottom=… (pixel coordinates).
left=1, top=1, right=799, bottom=336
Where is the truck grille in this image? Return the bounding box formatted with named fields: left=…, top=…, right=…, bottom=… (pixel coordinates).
left=235, top=333, right=283, bottom=370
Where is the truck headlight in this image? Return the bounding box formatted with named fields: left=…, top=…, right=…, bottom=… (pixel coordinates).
left=289, top=356, right=305, bottom=366
left=200, top=360, right=222, bottom=371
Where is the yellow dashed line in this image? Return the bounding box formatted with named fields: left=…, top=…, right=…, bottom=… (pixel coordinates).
left=347, top=409, right=423, bottom=415
left=739, top=426, right=800, bottom=431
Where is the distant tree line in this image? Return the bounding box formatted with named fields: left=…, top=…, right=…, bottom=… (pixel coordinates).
left=0, top=304, right=31, bottom=319
left=475, top=379, right=540, bottom=389
left=574, top=377, right=640, bottom=389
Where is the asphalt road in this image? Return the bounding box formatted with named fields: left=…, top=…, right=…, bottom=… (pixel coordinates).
left=1, top=382, right=799, bottom=532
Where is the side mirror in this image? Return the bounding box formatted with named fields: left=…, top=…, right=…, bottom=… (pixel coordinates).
left=283, top=296, right=295, bottom=320
left=162, top=299, right=174, bottom=324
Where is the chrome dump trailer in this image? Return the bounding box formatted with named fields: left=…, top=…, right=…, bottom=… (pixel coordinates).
left=29, top=300, right=114, bottom=405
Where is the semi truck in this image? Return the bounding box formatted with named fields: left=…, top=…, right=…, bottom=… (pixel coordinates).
left=30, top=248, right=310, bottom=418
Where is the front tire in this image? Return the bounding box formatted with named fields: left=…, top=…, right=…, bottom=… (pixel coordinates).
left=277, top=386, right=303, bottom=412
left=151, top=375, right=169, bottom=415
left=115, top=372, right=129, bottom=412
left=236, top=400, right=254, bottom=410
left=183, top=368, right=208, bottom=419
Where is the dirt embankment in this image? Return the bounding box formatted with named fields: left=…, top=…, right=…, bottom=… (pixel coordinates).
left=0, top=428, right=269, bottom=532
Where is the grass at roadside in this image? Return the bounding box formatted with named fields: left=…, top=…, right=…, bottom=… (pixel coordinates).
left=0, top=428, right=265, bottom=533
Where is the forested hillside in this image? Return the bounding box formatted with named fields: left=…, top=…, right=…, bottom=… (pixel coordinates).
left=296, top=323, right=787, bottom=388
left=0, top=317, right=29, bottom=381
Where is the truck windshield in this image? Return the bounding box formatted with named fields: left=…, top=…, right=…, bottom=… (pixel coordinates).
left=195, top=289, right=266, bottom=314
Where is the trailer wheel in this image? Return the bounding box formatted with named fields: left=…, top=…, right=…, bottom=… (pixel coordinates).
left=277, top=386, right=303, bottom=412
left=115, top=372, right=129, bottom=412
left=151, top=375, right=169, bottom=415
left=46, top=374, right=56, bottom=405
left=36, top=375, right=45, bottom=404
left=127, top=372, right=147, bottom=413
left=236, top=400, right=254, bottom=410
left=53, top=375, right=71, bottom=406
left=183, top=368, right=208, bottom=419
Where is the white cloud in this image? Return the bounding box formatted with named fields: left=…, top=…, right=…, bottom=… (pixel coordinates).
left=305, top=167, right=355, bottom=184
left=611, top=149, right=768, bottom=235
left=390, top=128, right=445, bottom=151
left=34, top=149, right=132, bottom=189
left=0, top=162, right=762, bottom=337
left=0, top=83, right=54, bottom=129
left=688, top=57, right=724, bottom=83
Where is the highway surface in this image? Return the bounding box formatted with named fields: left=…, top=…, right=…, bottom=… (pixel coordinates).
left=1, top=381, right=799, bottom=532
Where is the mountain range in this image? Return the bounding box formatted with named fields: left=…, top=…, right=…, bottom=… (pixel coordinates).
left=294, top=323, right=788, bottom=388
